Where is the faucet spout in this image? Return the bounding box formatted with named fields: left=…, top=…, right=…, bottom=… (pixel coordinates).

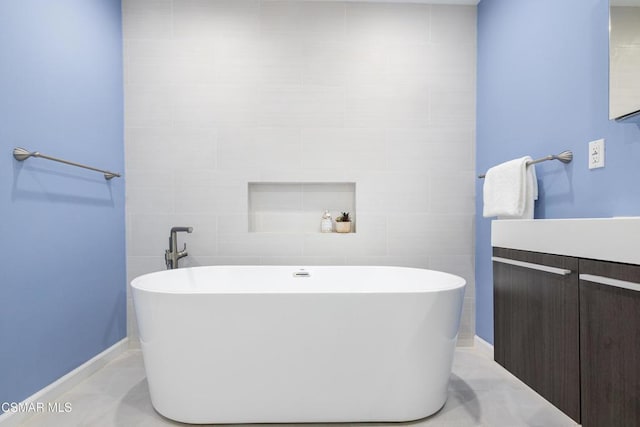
left=171, top=226, right=193, bottom=234
left=165, top=226, right=193, bottom=269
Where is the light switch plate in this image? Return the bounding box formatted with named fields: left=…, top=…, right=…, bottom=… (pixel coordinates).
left=588, top=139, right=605, bottom=169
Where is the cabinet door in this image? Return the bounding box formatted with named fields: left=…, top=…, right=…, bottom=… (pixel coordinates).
left=493, top=247, right=580, bottom=422
left=580, top=260, right=640, bottom=427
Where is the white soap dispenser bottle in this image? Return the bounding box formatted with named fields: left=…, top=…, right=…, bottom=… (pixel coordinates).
left=321, top=210, right=332, bottom=233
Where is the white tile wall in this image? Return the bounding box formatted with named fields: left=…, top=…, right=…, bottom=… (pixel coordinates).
left=124, top=0, right=477, bottom=348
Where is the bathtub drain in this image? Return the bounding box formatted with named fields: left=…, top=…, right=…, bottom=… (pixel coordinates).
left=293, top=270, right=311, bottom=278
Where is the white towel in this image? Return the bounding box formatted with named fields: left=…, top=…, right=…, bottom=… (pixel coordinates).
left=482, top=156, right=538, bottom=219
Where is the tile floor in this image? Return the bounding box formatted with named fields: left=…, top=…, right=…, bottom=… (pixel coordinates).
left=22, top=348, right=578, bottom=427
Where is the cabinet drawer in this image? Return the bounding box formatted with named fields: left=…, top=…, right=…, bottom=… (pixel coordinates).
left=493, top=248, right=580, bottom=423
left=580, top=259, right=640, bottom=427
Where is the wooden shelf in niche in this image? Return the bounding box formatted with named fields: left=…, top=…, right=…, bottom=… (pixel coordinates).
left=248, top=182, right=355, bottom=233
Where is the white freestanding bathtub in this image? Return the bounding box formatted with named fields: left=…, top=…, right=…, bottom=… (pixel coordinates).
left=131, top=266, right=466, bottom=424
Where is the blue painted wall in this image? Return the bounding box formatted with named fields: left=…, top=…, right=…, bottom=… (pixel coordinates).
left=0, top=0, right=125, bottom=405
left=476, top=0, right=640, bottom=344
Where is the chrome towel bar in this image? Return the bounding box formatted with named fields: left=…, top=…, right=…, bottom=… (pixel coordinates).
left=478, top=150, right=573, bottom=179
left=13, top=147, right=121, bottom=180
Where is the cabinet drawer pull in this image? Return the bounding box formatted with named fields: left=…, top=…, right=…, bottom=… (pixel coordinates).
left=492, top=256, right=573, bottom=276
left=579, top=274, right=640, bottom=292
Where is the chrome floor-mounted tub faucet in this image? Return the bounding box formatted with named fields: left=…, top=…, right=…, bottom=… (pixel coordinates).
left=165, top=226, right=193, bottom=269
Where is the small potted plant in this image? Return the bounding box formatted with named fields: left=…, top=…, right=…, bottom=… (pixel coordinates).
left=335, top=212, right=352, bottom=233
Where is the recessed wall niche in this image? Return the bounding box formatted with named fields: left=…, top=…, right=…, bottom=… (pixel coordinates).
left=248, top=183, right=356, bottom=233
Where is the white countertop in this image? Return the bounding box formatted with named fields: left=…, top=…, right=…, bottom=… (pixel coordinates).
left=491, top=217, right=640, bottom=265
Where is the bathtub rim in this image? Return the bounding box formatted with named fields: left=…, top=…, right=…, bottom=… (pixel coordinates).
left=130, top=265, right=466, bottom=295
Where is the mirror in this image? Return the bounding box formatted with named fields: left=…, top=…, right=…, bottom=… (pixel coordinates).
left=610, top=0, right=640, bottom=120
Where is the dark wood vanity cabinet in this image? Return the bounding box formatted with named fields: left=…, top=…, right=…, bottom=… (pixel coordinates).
left=492, top=247, right=581, bottom=422
left=494, top=248, right=640, bottom=426
left=579, top=259, right=640, bottom=427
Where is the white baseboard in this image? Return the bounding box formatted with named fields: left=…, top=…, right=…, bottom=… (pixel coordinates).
left=128, top=336, right=141, bottom=350
left=0, top=338, right=128, bottom=427
left=474, top=334, right=494, bottom=360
